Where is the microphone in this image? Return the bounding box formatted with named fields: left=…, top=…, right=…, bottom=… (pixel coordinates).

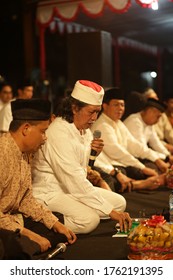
left=45, top=242, right=67, bottom=260
left=88, top=130, right=101, bottom=168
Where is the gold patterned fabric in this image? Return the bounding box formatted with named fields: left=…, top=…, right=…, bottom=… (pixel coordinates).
left=0, top=133, right=58, bottom=231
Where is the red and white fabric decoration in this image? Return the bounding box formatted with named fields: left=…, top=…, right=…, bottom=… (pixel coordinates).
left=36, top=0, right=168, bottom=79
left=36, top=0, right=162, bottom=26
left=136, top=0, right=158, bottom=8
left=36, top=0, right=131, bottom=26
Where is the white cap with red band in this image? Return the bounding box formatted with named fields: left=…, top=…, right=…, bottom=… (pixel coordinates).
left=71, top=80, right=104, bottom=105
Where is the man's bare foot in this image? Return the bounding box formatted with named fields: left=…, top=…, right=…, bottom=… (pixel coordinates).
left=132, top=176, right=160, bottom=191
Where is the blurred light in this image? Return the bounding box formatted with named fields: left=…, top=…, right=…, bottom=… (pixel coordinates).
left=0, top=75, right=5, bottom=82
left=150, top=71, right=157, bottom=78
left=138, top=0, right=159, bottom=10
left=151, top=1, right=158, bottom=10
left=43, top=80, right=49, bottom=86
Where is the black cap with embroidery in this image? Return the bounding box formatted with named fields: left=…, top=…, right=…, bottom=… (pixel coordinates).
left=144, top=98, right=166, bottom=112
left=103, top=88, right=124, bottom=103
left=11, top=98, right=51, bottom=120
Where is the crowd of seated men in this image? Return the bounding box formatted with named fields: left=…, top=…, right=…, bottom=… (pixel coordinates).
left=0, top=79, right=172, bottom=259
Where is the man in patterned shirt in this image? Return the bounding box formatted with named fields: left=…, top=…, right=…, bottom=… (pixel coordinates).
left=0, top=98, right=76, bottom=257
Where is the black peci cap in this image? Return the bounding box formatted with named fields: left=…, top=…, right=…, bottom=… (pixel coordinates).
left=144, top=98, right=166, bottom=112
left=11, top=98, right=51, bottom=120
left=103, top=88, right=124, bottom=103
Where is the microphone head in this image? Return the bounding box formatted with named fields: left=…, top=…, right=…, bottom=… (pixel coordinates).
left=93, top=130, right=101, bottom=138
left=57, top=242, right=67, bottom=253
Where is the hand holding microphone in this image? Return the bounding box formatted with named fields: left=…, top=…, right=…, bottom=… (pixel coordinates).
left=88, top=130, right=103, bottom=168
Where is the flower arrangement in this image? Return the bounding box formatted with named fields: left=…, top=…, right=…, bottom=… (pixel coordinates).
left=127, top=215, right=173, bottom=259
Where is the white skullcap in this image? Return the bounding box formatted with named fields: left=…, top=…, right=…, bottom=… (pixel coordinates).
left=71, top=80, right=104, bottom=105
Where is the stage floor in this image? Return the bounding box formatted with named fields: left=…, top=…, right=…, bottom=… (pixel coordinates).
left=41, top=186, right=170, bottom=260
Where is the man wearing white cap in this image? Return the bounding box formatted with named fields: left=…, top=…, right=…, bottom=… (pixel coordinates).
left=32, top=80, right=132, bottom=234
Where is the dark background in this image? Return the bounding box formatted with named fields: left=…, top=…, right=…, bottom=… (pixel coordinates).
left=0, top=0, right=25, bottom=87
left=0, top=0, right=173, bottom=101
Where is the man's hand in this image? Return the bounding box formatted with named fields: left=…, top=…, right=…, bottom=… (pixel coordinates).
left=169, top=155, right=173, bottom=165
left=21, top=227, right=51, bottom=252
left=91, top=138, right=104, bottom=156
left=110, top=168, right=134, bottom=192
left=165, top=143, right=173, bottom=154
left=109, top=210, right=132, bottom=232
left=87, top=167, right=102, bottom=185
left=87, top=167, right=112, bottom=190
left=53, top=221, right=77, bottom=244
left=116, top=172, right=134, bottom=193
left=155, top=158, right=169, bottom=173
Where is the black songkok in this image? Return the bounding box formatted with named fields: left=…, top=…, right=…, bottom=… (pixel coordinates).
left=11, top=99, right=51, bottom=120
left=145, top=98, right=166, bottom=112
left=103, top=88, right=124, bottom=103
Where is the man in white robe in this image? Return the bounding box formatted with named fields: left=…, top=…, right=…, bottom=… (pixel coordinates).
left=154, top=96, right=173, bottom=154
left=32, top=80, right=131, bottom=234
left=124, top=98, right=172, bottom=170
left=91, top=88, right=165, bottom=192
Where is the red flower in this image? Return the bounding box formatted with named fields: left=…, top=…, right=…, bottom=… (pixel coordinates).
left=144, top=215, right=166, bottom=227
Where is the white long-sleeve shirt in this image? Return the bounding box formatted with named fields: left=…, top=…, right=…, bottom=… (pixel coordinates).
left=0, top=100, right=5, bottom=111
left=0, top=102, right=12, bottom=133
left=124, top=112, right=170, bottom=159
left=91, top=113, right=161, bottom=173
left=154, top=112, right=173, bottom=146
left=31, top=117, right=113, bottom=215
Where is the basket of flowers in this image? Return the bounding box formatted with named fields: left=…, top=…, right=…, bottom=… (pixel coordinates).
left=127, top=215, right=173, bottom=259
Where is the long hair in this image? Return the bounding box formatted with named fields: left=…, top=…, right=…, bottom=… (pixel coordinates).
left=56, top=96, right=88, bottom=123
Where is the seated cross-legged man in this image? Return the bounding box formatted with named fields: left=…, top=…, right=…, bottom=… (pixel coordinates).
left=91, top=88, right=166, bottom=193
left=31, top=80, right=132, bottom=234
left=154, top=95, right=173, bottom=154
left=0, top=98, right=76, bottom=258
left=50, top=98, right=114, bottom=193
left=124, top=97, right=173, bottom=172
